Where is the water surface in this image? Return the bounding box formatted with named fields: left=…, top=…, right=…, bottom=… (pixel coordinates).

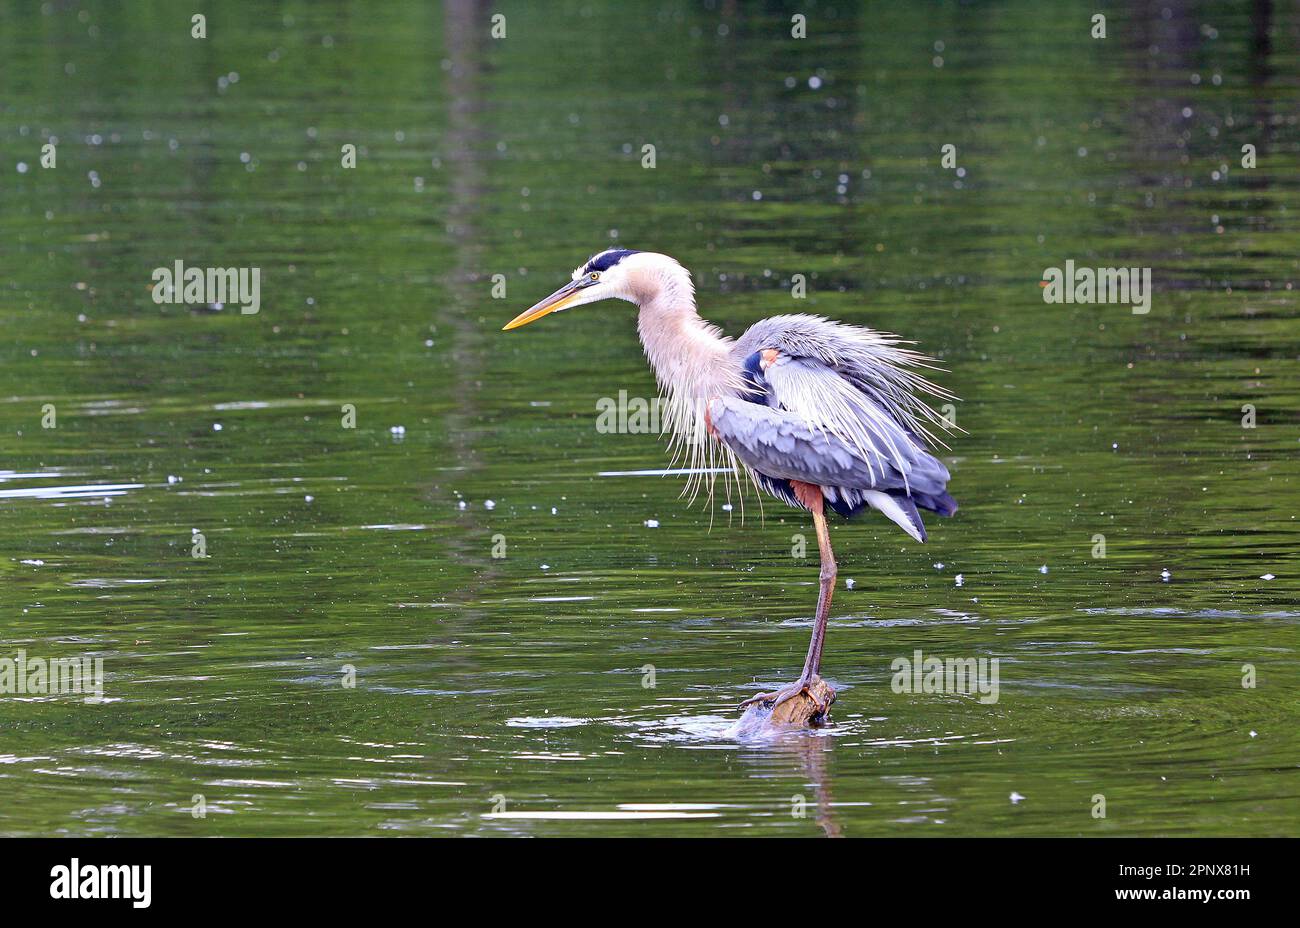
left=1, top=1, right=1298, bottom=836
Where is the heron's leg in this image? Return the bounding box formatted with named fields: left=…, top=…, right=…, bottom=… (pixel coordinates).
left=738, top=483, right=836, bottom=716
left=801, top=500, right=837, bottom=678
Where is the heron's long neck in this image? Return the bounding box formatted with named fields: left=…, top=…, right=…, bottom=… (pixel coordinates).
left=631, top=265, right=741, bottom=479
left=635, top=275, right=735, bottom=409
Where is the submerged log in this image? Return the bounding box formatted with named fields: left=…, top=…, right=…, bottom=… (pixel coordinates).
left=731, top=676, right=836, bottom=737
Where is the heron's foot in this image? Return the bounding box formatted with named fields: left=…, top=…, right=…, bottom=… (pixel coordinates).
left=739, top=676, right=828, bottom=717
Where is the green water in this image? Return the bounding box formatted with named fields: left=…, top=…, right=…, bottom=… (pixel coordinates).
left=2, top=1, right=1298, bottom=837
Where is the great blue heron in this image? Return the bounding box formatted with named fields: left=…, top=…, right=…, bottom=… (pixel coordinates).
left=503, top=249, right=957, bottom=719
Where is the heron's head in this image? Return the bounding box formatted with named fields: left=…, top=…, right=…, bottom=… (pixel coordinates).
left=503, top=248, right=674, bottom=331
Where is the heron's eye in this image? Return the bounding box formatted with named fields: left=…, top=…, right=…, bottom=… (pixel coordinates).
left=589, top=272, right=600, bottom=281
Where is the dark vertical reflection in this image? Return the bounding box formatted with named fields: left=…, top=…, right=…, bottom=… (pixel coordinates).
left=741, top=736, right=843, bottom=836
left=1243, top=0, right=1275, bottom=201
left=800, top=738, right=843, bottom=838
left=435, top=0, right=496, bottom=628
left=1250, top=0, right=1273, bottom=82
left=1127, top=0, right=1197, bottom=190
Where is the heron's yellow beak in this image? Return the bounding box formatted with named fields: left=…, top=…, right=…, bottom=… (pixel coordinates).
left=502, top=279, right=586, bottom=331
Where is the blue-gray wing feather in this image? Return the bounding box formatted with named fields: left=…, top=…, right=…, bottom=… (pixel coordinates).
left=720, top=314, right=957, bottom=528
left=709, top=396, right=950, bottom=496
left=733, top=313, right=955, bottom=447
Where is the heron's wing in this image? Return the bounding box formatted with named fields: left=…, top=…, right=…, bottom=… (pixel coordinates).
left=733, top=313, right=956, bottom=447
left=765, top=355, right=938, bottom=489
left=708, top=391, right=952, bottom=499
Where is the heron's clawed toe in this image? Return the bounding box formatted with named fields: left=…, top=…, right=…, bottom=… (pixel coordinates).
left=738, top=678, right=814, bottom=712
left=738, top=689, right=781, bottom=710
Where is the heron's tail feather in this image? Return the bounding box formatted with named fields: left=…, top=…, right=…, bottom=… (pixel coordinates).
left=912, top=489, right=958, bottom=517
left=863, top=490, right=927, bottom=543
